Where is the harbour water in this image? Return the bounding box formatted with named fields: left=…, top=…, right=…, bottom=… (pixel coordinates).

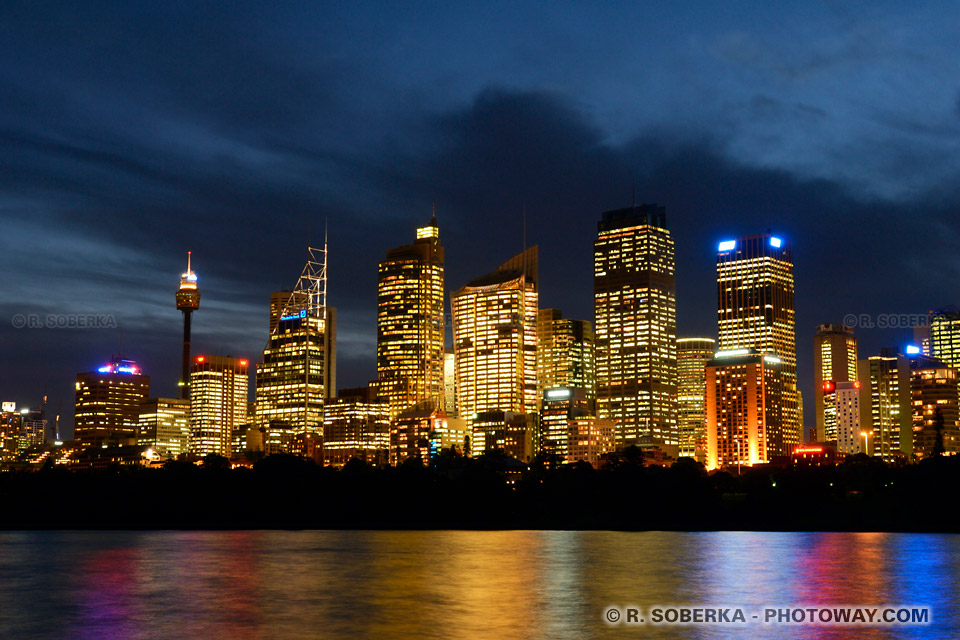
left=0, top=530, right=955, bottom=638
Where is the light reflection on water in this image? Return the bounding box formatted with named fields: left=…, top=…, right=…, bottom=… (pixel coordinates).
left=0, top=531, right=955, bottom=639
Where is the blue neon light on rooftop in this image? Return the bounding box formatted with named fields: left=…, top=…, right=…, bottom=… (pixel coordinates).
left=280, top=309, right=308, bottom=322
left=905, top=345, right=921, bottom=355
left=769, top=237, right=782, bottom=248
left=718, top=240, right=735, bottom=251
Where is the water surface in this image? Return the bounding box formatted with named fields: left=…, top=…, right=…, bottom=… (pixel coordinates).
left=0, top=530, right=954, bottom=638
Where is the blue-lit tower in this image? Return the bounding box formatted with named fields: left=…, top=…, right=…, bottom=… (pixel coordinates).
left=175, top=251, right=200, bottom=399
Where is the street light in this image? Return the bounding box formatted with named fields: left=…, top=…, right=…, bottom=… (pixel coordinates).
left=860, top=430, right=872, bottom=456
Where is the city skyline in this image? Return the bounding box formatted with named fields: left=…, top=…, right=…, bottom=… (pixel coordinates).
left=3, top=3, right=960, bottom=439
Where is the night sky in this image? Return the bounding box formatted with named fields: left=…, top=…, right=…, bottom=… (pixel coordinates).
left=2, top=2, right=958, bottom=437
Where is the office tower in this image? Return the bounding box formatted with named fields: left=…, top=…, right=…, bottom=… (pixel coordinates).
left=175, top=252, right=201, bottom=399
left=189, top=355, right=249, bottom=457
left=0, top=403, right=21, bottom=460
left=536, top=309, right=596, bottom=403
left=539, top=387, right=592, bottom=460
left=74, top=357, right=150, bottom=447
left=443, top=348, right=457, bottom=417
left=716, top=234, right=799, bottom=450
left=256, top=243, right=336, bottom=440
left=909, top=356, right=960, bottom=460
left=705, top=349, right=783, bottom=470
left=677, top=337, right=715, bottom=459
left=857, top=349, right=912, bottom=461
left=138, top=397, right=190, bottom=459
left=451, top=247, right=538, bottom=417
left=813, top=323, right=858, bottom=443
left=594, top=204, right=677, bottom=448
left=322, top=386, right=390, bottom=467
left=828, top=381, right=862, bottom=455
left=930, top=307, right=960, bottom=368
left=376, top=216, right=445, bottom=420
left=566, top=417, right=616, bottom=466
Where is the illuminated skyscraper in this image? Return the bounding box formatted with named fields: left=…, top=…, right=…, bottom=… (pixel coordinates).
left=677, top=337, right=715, bottom=459
left=189, top=355, right=249, bottom=457
left=0, top=403, right=21, bottom=460
left=536, top=309, right=596, bottom=404
left=831, top=381, right=862, bottom=455
left=705, top=349, right=783, bottom=470
left=377, top=216, right=445, bottom=420
left=857, top=349, right=912, bottom=462
left=138, top=397, right=190, bottom=459
left=594, top=205, right=677, bottom=447
left=716, top=234, right=799, bottom=451
left=908, top=355, right=960, bottom=460
left=322, top=386, right=390, bottom=467
left=74, top=356, right=150, bottom=447
left=930, top=307, right=960, bottom=368
left=256, top=243, right=336, bottom=441
left=813, top=323, right=858, bottom=443
left=452, top=247, right=538, bottom=418
left=175, top=252, right=200, bottom=399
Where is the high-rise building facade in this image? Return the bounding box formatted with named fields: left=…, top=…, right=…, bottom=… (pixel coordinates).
left=74, top=357, right=150, bottom=447
left=536, top=309, right=596, bottom=403
left=930, top=308, right=960, bottom=369
left=451, top=247, right=538, bottom=418
left=256, top=245, right=336, bottom=440
left=909, top=356, right=960, bottom=460
left=831, top=381, right=862, bottom=455
left=857, top=350, right=912, bottom=462
left=705, top=349, right=784, bottom=470
left=322, top=386, right=390, bottom=467
left=677, top=337, right=715, bottom=459
left=189, top=355, right=249, bottom=457
left=813, top=323, right=858, bottom=443
left=376, top=217, right=445, bottom=420
left=0, top=404, right=21, bottom=460
left=138, top=397, right=190, bottom=459
left=716, top=234, right=799, bottom=451
left=594, top=205, right=677, bottom=448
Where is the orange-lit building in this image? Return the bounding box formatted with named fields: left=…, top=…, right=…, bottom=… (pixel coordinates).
left=705, top=349, right=783, bottom=470
left=909, top=357, right=960, bottom=460
left=716, top=235, right=799, bottom=452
